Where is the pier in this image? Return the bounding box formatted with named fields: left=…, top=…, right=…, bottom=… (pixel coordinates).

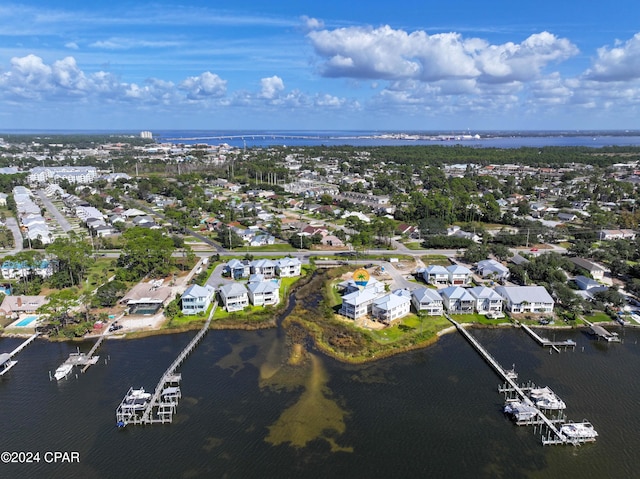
left=0, top=332, right=40, bottom=376
left=520, top=324, right=577, bottom=352
left=446, top=316, right=597, bottom=445
left=583, top=319, right=620, bottom=342
left=116, top=304, right=215, bottom=427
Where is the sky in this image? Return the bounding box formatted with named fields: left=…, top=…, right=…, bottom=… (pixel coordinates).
left=1, top=0, right=640, bottom=131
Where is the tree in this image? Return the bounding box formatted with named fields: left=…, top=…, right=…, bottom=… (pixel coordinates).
left=46, top=234, right=93, bottom=287
left=94, top=280, right=128, bottom=307
left=118, top=227, right=175, bottom=280
left=217, top=224, right=243, bottom=249
left=37, top=289, right=79, bottom=336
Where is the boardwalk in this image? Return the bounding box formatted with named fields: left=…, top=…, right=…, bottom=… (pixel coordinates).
left=520, top=324, right=577, bottom=352
left=0, top=332, right=40, bottom=376
left=446, top=316, right=596, bottom=446
left=116, top=303, right=216, bottom=427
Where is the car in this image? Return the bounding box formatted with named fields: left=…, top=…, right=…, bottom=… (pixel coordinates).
left=530, top=247, right=539, bottom=252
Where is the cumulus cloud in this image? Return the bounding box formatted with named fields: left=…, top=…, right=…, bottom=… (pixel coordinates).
left=179, top=72, right=227, bottom=99
left=259, top=75, right=285, bottom=99
left=301, top=15, right=324, bottom=31
left=585, top=33, right=640, bottom=81
left=308, top=25, right=578, bottom=84
left=65, top=41, right=79, bottom=50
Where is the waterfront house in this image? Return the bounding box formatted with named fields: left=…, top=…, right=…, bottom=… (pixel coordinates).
left=439, top=286, right=475, bottom=314
left=411, top=287, right=444, bottom=316
left=0, top=295, right=48, bottom=317
left=495, top=286, right=554, bottom=314
left=339, top=288, right=381, bottom=320
left=181, top=284, right=215, bottom=315
left=476, top=259, right=510, bottom=282
left=421, top=265, right=449, bottom=285
left=337, top=276, right=385, bottom=296
left=250, top=259, right=277, bottom=278
left=446, top=264, right=472, bottom=286
left=275, top=257, right=302, bottom=277
left=1, top=260, right=53, bottom=280
left=218, top=283, right=249, bottom=312
left=371, top=290, right=411, bottom=324
left=468, top=286, right=504, bottom=314
left=247, top=280, right=280, bottom=307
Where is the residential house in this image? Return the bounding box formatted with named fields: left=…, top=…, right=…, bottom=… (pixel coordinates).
left=218, top=283, right=249, bottom=312
left=599, top=229, right=636, bottom=241
left=371, top=290, right=412, bottom=324
left=447, top=264, right=472, bottom=285
left=0, top=295, right=48, bottom=317
left=495, top=286, right=554, bottom=314
left=275, top=257, right=302, bottom=277
left=1, top=260, right=53, bottom=280
left=411, top=288, right=444, bottom=316
left=476, top=259, right=510, bottom=282
left=181, top=284, right=215, bottom=315
left=439, top=286, right=475, bottom=314
left=250, top=259, right=277, bottom=278
left=421, top=265, right=449, bottom=285
left=337, top=276, right=385, bottom=296
left=250, top=234, right=275, bottom=247
left=225, top=259, right=250, bottom=279
left=339, top=288, right=382, bottom=320
left=468, top=286, right=504, bottom=314
left=570, top=257, right=605, bottom=281
left=247, top=280, right=280, bottom=307
left=574, top=275, right=608, bottom=301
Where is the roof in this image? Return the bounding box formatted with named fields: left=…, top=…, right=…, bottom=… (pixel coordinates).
left=342, top=288, right=381, bottom=306
left=439, top=286, right=474, bottom=301
left=373, top=293, right=411, bottom=310
left=495, top=286, right=554, bottom=304
left=412, top=287, right=442, bottom=303
left=570, top=257, right=605, bottom=272
left=247, top=281, right=280, bottom=294
left=182, top=284, right=214, bottom=299
left=219, top=282, right=248, bottom=297
left=446, top=264, right=472, bottom=275
left=276, top=257, right=301, bottom=267
left=121, top=282, right=172, bottom=304
left=468, top=286, right=503, bottom=300
left=424, top=265, right=448, bottom=274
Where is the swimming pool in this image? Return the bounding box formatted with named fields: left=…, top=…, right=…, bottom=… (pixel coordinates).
left=16, top=316, right=38, bottom=327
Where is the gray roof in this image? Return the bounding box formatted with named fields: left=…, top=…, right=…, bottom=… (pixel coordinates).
left=412, top=287, right=442, bottom=303
left=495, top=286, right=554, bottom=304
left=219, top=283, right=248, bottom=297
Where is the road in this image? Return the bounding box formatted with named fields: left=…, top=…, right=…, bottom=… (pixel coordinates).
left=3, top=217, right=23, bottom=256
left=36, top=189, right=73, bottom=232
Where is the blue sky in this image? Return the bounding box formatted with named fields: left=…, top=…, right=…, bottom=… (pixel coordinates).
left=1, top=0, right=640, bottom=131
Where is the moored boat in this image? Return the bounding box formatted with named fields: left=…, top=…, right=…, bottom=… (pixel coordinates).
left=54, top=363, right=73, bottom=381
left=560, top=421, right=598, bottom=439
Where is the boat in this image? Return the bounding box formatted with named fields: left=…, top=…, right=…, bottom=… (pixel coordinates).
left=122, top=397, right=149, bottom=411
left=528, top=386, right=566, bottom=410
left=127, top=388, right=152, bottom=401
left=560, top=422, right=598, bottom=439
left=54, top=363, right=73, bottom=381
left=504, top=401, right=538, bottom=421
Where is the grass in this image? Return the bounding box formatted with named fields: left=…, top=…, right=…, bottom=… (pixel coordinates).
left=239, top=244, right=297, bottom=253
left=420, top=255, right=452, bottom=266
left=583, top=311, right=613, bottom=323
left=403, top=242, right=424, bottom=250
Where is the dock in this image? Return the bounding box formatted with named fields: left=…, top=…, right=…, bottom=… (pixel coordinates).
left=446, top=315, right=597, bottom=446
left=0, top=332, right=40, bottom=376
left=583, top=319, right=620, bottom=342
left=520, top=324, right=577, bottom=352
left=116, top=304, right=215, bottom=427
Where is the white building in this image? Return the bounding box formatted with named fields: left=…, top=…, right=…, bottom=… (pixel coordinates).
left=371, top=290, right=412, bottom=324
left=218, top=283, right=249, bottom=312
left=247, top=280, right=280, bottom=306
left=468, top=286, right=504, bottom=314
left=29, top=166, right=97, bottom=185
left=411, top=287, right=444, bottom=316
left=495, top=286, right=554, bottom=314
left=275, top=257, right=302, bottom=277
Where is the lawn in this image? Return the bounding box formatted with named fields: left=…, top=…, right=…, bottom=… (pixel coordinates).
left=583, top=311, right=613, bottom=323
left=403, top=241, right=424, bottom=250
left=420, top=255, right=452, bottom=266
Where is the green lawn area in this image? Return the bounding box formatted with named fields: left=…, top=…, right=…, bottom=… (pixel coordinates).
left=456, top=313, right=511, bottom=325
left=368, top=314, right=450, bottom=343
left=420, top=255, right=452, bottom=266
left=239, top=243, right=296, bottom=253
left=83, top=258, right=118, bottom=292
left=403, top=241, right=424, bottom=250
left=583, top=311, right=613, bottom=323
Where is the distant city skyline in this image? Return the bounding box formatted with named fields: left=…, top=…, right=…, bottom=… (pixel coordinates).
left=1, top=1, right=639, bottom=131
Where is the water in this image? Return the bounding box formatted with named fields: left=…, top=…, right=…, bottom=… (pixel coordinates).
left=0, top=326, right=638, bottom=478
left=149, top=129, right=640, bottom=149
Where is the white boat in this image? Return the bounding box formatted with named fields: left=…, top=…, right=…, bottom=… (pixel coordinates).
left=504, top=401, right=538, bottom=421
left=560, top=422, right=598, bottom=439
left=529, top=386, right=566, bottom=410
left=54, top=363, right=73, bottom=381
left=122, top=397, right=148, bottom=411
left=127, top=388, right=152, bottom=401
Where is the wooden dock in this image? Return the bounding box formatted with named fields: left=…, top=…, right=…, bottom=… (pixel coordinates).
left=116, top=304, right=215, bottom=427
left=520, top=324, right=577, bottom=352
left=582, top=319, right=620, bottom=342
left=0, top=332, right=40, bottom=376
left=447, top=316, right=597, bottom=446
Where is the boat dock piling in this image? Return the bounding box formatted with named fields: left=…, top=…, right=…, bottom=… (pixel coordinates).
left=520, top=324, right=577, bottom=352
left=447, top=315, right=597, bottom=446
left=116, top=304, right=215, bottom=427
left=0, top=332, right=40, bottom=376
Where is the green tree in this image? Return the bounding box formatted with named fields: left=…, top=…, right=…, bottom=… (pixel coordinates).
left=46, top=234, right=93, bottom=287
left=118, top=227, right=175, bottom=280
